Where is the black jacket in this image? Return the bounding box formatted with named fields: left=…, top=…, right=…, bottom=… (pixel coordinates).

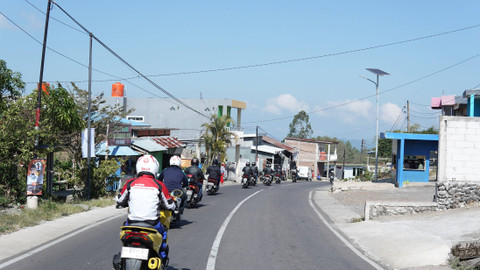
left=206, top=165, right=221, bottom=181
left=185, top=165, right=205, bottom=184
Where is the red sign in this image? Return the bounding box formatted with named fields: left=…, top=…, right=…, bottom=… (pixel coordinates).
left=319, top=152, right=327, bottom=161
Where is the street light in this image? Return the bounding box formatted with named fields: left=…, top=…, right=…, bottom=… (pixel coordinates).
left=361, top=68, right=390, bottom=181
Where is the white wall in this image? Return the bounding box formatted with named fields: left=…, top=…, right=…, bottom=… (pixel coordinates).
left=438, top=116, right=480, bottom=182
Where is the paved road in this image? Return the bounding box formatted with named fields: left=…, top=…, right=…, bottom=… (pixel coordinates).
left=2, top=181, right=377, bottom=270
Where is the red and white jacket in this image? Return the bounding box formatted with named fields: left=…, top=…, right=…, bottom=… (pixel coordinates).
left=117, top=174, right=176, bottom=222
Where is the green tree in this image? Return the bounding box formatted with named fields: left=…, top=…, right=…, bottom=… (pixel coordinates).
left=287, top=110, right=313, bottom=139
left=200, top=114, right=236, bottom=165
left=0, top=60, right=25, bottom=116
left=0, top=84, right=84, bottom=204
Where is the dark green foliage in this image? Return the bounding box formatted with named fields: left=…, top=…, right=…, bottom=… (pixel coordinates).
left=287, top=110, right=313, bottom=139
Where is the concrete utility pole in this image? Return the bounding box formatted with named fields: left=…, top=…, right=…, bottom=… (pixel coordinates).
left=255, top=126, right=258, bottom=164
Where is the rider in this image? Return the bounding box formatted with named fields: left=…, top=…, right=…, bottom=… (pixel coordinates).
left=184, top=157, right=205, bottom=200
left=242, top=162, right=252, bottom=183
left=116, top=154, right=176, bottom=262
left=251, top=162, right=259, bottom=184
left=158, top=155, right=188, bottom=214
left=206, top=159, right=222, bottom=191
left=262, top=163, right=274, bottom=182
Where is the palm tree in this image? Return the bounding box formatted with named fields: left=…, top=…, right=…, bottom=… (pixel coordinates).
left=200, top=114, right=237, bottom=166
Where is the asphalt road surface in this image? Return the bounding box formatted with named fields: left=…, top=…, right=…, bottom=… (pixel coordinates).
left=3, top=181, right=376, bottom=270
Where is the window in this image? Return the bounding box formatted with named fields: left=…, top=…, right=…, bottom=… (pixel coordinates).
left=127, top=116, right=144, bottom=122
left=403, top=155, right=426, bottom=171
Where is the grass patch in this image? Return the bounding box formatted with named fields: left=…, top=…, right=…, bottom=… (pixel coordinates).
left=0, top=196, right=116, bottom=235
left=351, top=217, right=365, bottom=223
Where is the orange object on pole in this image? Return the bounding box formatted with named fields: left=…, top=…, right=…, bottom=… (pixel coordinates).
left=38, top=82, right=50, bottom=95
left=112, top=82, right=125, bottom=97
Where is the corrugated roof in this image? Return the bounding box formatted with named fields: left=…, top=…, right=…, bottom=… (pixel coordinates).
left=151, top=136, right=185, bottom=149
left=95, top=141, right=140, bottom=156
left=132, top=138, right=167, bottom=153
left=284, top=137, right=339, bottom=144
left=262, top=136, right=296, bottom=153
left=251, top=145, right=284, bottom=155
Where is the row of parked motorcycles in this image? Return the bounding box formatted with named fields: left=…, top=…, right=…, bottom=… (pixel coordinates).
left=113, top=174, right=219, bottom=270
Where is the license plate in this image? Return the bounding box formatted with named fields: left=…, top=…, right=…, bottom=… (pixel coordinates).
left=121, top=247, right=149, bottom=260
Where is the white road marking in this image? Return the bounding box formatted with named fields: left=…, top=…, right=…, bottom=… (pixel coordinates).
left=206, top=190, right=263, bottom=270
left=308, top=190, right=384, bottom=270
left=0, top=213, right=124, bottom=269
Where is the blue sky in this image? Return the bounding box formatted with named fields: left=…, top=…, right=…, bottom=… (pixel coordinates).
left=2, top=1, right=480, bottom=149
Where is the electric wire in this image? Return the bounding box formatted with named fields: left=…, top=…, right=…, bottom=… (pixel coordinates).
left=50, top=1, right=209, bottom=119
left=0, top=11, right=185, bottom=109
left=244, top=52, right=480, bottom=124
left=19, top=0, right=480, bottom=81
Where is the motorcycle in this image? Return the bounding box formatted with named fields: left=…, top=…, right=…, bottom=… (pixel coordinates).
left=274, top=172, right=281, bottom=184
left=170, top=189, right=183, bottom=226
left=205, top=178, right=218, bottom=195
left=291, top=169, right=298, bottom=183
left=113, top=190, right=182, bottom=270
left=329, top=173, right=334, bottom=184
left=241, top=174, right=251, bottom=188
left=185, top=174, right=200, bottom=208
left=262, top=174, right=272, bottom=186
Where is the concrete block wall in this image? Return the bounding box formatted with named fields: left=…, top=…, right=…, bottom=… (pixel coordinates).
left=438, top=116, right=480, bottom=183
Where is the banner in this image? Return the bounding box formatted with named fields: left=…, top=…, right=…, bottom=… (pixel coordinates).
left=27, top=159, right=46, bottom=196
left=82, top=128, right=96, bottom=158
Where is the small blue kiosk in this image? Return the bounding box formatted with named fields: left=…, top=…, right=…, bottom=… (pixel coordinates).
left=380, top=132, right=438, bottom=187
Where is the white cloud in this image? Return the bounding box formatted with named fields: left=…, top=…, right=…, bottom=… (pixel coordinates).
left=0, top=16, right=14, bottom=30
left=324, top=99, right=372, bottom=123
left=380, top=102, right=402, bottom=125
left=263, top=94, right=309, bottom=115
left=24, top=13, right=43, bottom=31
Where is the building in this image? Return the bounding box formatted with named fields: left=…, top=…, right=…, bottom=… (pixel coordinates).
left=283, top=137, right=338, bottom=178
left=102, top=95, right=246, bottom=141
left=381, top=132, right=438, bottom=188
left=226, top=131, right=296, bottom=178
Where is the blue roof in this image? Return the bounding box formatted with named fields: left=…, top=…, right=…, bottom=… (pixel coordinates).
left=95, top=141, right=140, bottom=156
left=380, top=132, right=438, bottom=141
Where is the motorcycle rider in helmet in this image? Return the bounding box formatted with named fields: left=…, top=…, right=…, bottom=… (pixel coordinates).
left=159, top=155, right=188, bottom=214
left=206, top=159, right=221, bottom=191
left=242, top=162, right=253, bottom=184
left=184, top=157, right=205, bottom=200
left=251, top=161, right=259, bottom=185
left=262, top=163, right=274, bottom=182
left=116, top=154, right=176, bottom=263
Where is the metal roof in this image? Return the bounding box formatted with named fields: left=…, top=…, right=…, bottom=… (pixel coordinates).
left=151, top=136, right=185, bottom=149
left=95, top=142, right=140, bottom=156
left=131, top=138, right=167, bottom=153
left=251, top=145, right=285, bottom=155
left=262, top=136, right=296, bottom=153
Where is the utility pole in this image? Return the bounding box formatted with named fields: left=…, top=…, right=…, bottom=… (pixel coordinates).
left=342, top=148, right=346, bottom=179
left=407, top=100, right=410, bottom=132
left=86, top=33, right=93, bottom=200
left=35, top=0, right=52, bottom=147
left=255, top=126, right=258, bottom=165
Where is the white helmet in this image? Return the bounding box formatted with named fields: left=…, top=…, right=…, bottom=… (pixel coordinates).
left=136, top=155, right=159, bottom=176
left=169, top=155, right=181, bottom=167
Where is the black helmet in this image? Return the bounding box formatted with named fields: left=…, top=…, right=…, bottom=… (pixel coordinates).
left=212, top=159, right=219, bottom=166
left=191, top=158, right=199, bottom=166
left=252, top=162, right=256, bottom=166
left=246, top=162, right=250, bottom=167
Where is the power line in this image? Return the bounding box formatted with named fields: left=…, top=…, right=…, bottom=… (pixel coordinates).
left=24, top=0, right=86, bottom=35
left=50, top=1, right=209, bottom=119
left=244, top=52, right=480, bottom=124
left=390, top=106, right=406, bottom=131
left=18, top=1, right=480, bottom=81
